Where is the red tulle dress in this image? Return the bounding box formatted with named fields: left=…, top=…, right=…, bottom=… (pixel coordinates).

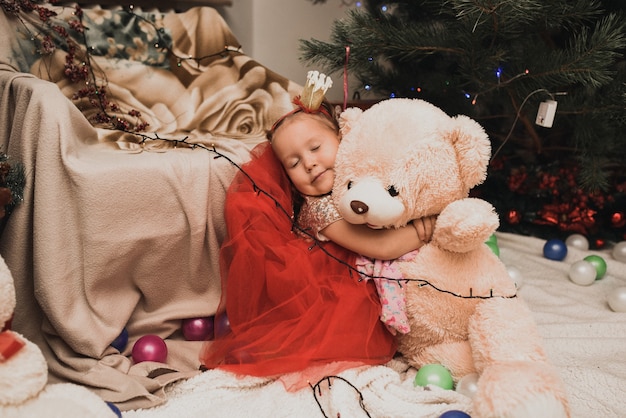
left=200, top=142, right=396, bottom=388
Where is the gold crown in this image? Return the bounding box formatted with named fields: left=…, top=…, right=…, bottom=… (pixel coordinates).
left=299, top=71, right=333, bottom=111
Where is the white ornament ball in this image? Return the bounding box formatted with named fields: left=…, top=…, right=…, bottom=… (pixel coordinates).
left=568, top=260, right=596, bottom=286
left=565, top=234, right=589, bottom=251
left=506, top=265, right=524, bottom=289
left=608, top=287, right=626, bottom=312
left=455, top=373, right=479, bottom=399
left=612, top=241, right=626, bottom=263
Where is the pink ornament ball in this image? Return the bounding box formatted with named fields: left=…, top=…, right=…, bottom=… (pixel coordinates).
left=182, top=317, right=214, bottom=341
left=132, top=335, right=168, bottom=364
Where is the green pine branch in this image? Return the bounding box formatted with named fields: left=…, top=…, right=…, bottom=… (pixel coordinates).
left=300, top=0, right=626, bottom=190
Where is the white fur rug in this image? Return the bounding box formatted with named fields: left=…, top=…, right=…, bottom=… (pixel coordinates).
left=121, top=232, right=626, bottom=418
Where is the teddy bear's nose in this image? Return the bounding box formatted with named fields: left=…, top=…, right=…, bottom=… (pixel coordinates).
left=350, top=200, right=369, bottom=215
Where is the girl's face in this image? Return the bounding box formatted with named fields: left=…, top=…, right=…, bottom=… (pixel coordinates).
left=271, top=113, right=340, bottom=196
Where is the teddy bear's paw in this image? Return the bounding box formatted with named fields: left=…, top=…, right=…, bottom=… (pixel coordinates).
left=473, top=392, right=569, bottom=418
left=432, top=198, right=499, bottom=253
left=472, top=362, right=569, bottom=418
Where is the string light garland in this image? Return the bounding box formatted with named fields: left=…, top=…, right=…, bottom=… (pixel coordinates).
left=491, top=88, right=567, bottom=160
left=127, top=131, right=516, bottom=301
left=4, top=0, right=515, bottom=298
left=4, top=3, right=520, bottom=414
left=310, top=375, right=372, bottom=418
left=3, top=1, right=519, bottom=298
left=5, top=5, right=623, bottom=415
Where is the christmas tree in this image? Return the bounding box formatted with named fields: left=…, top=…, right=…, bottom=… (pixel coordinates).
left=301, top=0, right=626, bottom=245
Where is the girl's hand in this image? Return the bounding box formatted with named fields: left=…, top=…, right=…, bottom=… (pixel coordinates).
left=412, top=215, right=437, bottom=243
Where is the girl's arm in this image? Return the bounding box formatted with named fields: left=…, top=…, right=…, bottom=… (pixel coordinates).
left=320, top=216, right=436, bottom=260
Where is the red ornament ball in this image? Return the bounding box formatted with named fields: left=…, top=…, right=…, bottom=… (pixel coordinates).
left=132, top=334, right=168, bottom=364
left=182, top=317, right=214, bottom=341
left=594, top=238, right=606, bottom=249
left=610, top=211, right=626, bottom=228
left=506, top=209, right=522, bottom=225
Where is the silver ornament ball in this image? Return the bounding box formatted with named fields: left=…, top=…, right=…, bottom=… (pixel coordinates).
left=506, top=265, right=524, bottom=289
left=612, top=241, right=626, bottom=263
left=455, top=373, right=479, bottom=399
left=568, top=260, right=596, bottom=286
left=608, top=287, right=626, bottom=312
left=565, top=234, right=589, bottom=251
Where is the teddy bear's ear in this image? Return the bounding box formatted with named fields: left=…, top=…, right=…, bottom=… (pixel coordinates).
left=338, top=107, right=364, bottom=137
left=449, top=115, right=492, bottom=190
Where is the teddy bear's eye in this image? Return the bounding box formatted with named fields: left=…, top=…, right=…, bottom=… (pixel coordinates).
left=387, top=185, right=399, bottom=197
left=347, top=181, right=353, bottom=190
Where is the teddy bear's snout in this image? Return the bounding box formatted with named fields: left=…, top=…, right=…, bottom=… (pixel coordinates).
left=350, top=200, right=369, bottom=214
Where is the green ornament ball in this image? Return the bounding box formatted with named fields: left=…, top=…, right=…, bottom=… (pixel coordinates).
left=413, top=364, right=454, bottom=390
left=583, top=255, right=607, bottom=280
left=486, top=233, right=498, bottom=245
left=485, top=240, right=500, bottom=257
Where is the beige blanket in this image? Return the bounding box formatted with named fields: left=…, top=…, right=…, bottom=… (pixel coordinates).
left=0, top=5, right=298, bottom=411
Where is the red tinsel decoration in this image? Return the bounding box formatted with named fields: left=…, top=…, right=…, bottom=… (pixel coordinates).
left=506, top=209, right=522, bottom=225
left=535, top=202, right=596, bottom=235
left=479, top=154, right=625, bottom=244
left=611, top=211, right=626, bottom=228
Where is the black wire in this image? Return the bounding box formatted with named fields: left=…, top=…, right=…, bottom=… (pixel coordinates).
left=310, top=375, right=372, bottom=418
left=126, top=133, right=517, bottom=301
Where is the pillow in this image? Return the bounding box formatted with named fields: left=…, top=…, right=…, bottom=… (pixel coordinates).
left=82, top=8, right=172, bottom=68
left=6, top=5, right=172, bottom=71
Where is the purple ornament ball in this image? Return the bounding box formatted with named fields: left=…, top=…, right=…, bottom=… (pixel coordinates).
left=543, top=238, right=567, bottom=261
left=132, top=334, right=168, bottom=364
left=110, top=327, right=129, bottom=352
left=439, top=411, right=471, bottom=418
left=214, top=313, right=231, bottom=339
left=106, top=402, right=122, bottom=418
left=182, top=317, right=214, bottom=341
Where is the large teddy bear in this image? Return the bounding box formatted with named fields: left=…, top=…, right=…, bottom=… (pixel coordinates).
left=0, top=255, right=117, bottom=418
left=332, top=98, right=570, bottom=418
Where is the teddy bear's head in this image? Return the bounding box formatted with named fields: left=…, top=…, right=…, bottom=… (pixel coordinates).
left=333, top=98, right=491, bottom=229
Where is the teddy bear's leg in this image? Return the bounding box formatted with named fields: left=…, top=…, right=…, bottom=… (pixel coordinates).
left=404, top=341, right=476, bottom=381
left=468, top=298, right=570, bottom=418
